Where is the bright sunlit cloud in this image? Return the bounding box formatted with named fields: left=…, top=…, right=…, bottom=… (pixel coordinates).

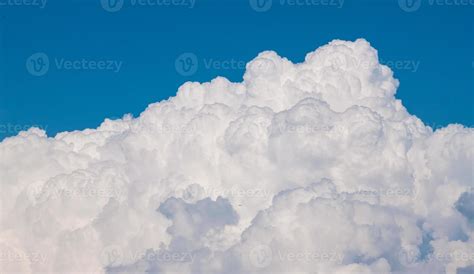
left=1, top=39, right=473, bottom=274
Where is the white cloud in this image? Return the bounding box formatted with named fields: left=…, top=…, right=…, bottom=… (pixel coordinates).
left=1, top=39, right=473, bottom=274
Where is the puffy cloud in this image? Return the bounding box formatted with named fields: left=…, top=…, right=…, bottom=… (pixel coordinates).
left=0, top=39, right=473, bottom=274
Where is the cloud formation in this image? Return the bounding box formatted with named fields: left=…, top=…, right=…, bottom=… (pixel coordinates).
left=1, top=39, right=473, bottom=274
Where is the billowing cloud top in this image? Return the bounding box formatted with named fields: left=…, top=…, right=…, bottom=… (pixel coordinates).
left=1, top=39, right=473, bottom=274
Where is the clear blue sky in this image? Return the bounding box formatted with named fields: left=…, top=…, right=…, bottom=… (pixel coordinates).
left=0, top=0, right=472, bottom=140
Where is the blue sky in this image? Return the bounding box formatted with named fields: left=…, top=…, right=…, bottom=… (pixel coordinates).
left=0, top=0, right=472, bottom=140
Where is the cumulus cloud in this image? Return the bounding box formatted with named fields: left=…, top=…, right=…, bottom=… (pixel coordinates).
left=0, top=39, right=473, bottom=274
